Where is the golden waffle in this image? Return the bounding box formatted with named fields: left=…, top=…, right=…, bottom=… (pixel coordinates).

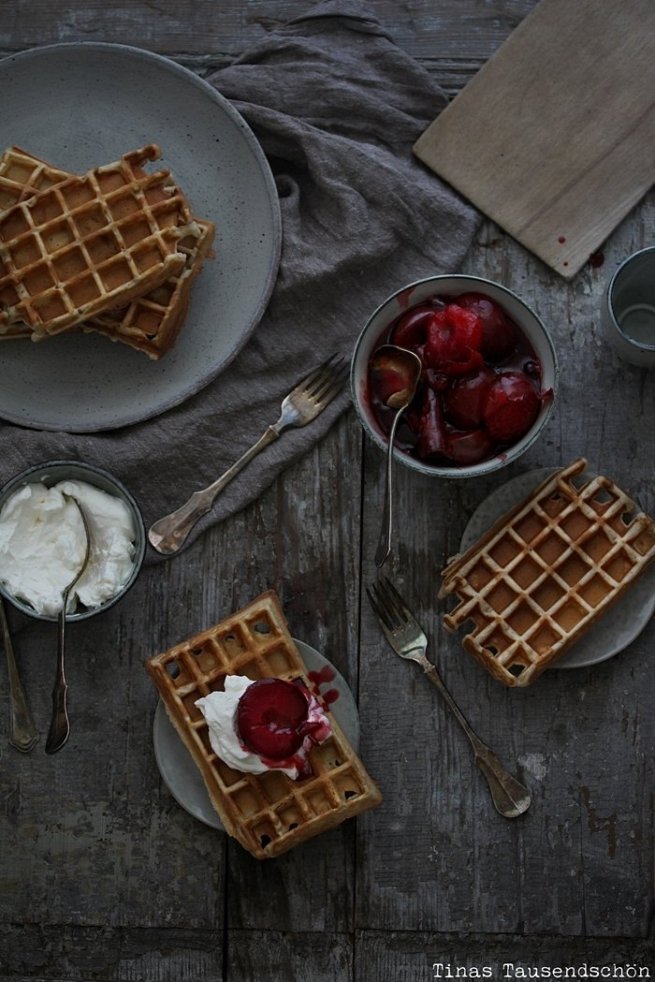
left=439, top=459, right=655, bottom=687
left=146, top=591, right=382, bottom=860
left=0, top=146, right=71, bottom=211
left=0, top=147, right=215, bottom=359
left=0, top=145, right=199, bottom=338
left=82, top=217, right=214, bottom=359
left=0, top=148, right=71, bottom=342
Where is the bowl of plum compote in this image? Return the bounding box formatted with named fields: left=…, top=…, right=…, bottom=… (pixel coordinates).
left=351, top=275, right=557, bottom=478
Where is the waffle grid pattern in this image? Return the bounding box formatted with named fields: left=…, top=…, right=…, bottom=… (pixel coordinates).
left=146, top=591, right=382, bottom=859
left=0, top=147, right=215, bottom=359
left=85, top=218, right=214, bottom=358
left=0, top=146, right=70, bottom=211
left=0, top=145, right=197, bottom=337
left=440, top=459, right=655, bottom=686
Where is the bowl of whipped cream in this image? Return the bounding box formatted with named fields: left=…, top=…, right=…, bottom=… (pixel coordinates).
left=0, top=459, right=146, bottom=621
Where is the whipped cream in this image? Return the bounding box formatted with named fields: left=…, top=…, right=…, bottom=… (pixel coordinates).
left=196, top=675, right=332, bottom=780
left=0, top=479, right=137, bottom=616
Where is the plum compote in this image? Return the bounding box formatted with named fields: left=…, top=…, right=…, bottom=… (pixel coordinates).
left=236, top=678, right=324, bottom=761
left=368, top=292, right=546, bottom=467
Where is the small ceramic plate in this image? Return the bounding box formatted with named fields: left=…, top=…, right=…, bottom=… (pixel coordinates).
left=0, top=43, right=281, bottom=432
left=459, top=468, right=655, bottom=669
left=153, top=640, right=360, bottom=829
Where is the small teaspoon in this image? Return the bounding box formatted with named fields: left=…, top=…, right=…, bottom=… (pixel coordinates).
left=45, top=496, right=92, bottom=756
left=371, top=344, right=422, bottom=567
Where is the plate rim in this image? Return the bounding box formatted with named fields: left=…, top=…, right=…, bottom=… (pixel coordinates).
left=0, top=41, right=282, bottom=432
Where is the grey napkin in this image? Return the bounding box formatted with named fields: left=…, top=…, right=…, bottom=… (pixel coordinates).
left=0, top=1, right=479, bottom=559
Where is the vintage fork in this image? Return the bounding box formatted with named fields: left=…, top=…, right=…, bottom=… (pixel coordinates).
left=149, top=353, right=348, bottom=554
left=367, top=576, right=531, bottom=818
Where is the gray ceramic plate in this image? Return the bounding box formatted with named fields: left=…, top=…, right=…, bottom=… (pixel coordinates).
left=0, top=43, right=281, bottom=432
left=460, top=468, right=655, bottom=669
left=153, top=640, right=360, bottom=829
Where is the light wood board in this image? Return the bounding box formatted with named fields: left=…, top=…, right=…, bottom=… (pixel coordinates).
left=414, top=0, right=655, bottom=278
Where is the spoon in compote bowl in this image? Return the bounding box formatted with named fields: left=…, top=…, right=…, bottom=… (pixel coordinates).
left=370, top=344, right=422, bottom=567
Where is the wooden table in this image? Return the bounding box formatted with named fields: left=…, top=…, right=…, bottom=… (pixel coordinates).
left=1, top=3, right=653, bottom=979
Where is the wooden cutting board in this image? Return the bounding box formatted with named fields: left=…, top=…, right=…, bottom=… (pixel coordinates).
left=414, top=0, right=655, bottom=279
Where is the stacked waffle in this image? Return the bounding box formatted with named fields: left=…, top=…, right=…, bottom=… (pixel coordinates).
left=146, top=591, right=382, bottom=859
left=440, top=459, right=655, bottom=686
left=0, top=145, right=214, bottom=359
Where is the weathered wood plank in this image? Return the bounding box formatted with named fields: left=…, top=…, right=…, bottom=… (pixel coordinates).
left=229, top=930, right=352, bottom=982
left=0, top=568, right=226, bottom=930
left=356, top=930, right=654, bottom=980
left=355, top=199, right=655, bottom=938
left=207, top=414, right=365, bottom=932
left=0, top=925, right=223, bottom=981
left=0, top=1, right=538, bottom=62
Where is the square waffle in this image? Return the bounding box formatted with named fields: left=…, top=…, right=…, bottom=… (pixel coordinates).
left=145, top=591, right=382, bottom=860
left=0, top=147, right=215, bottom=359
left=0, top=144, right=201, bottom=339
left=439, top=459, right=655, bottom=687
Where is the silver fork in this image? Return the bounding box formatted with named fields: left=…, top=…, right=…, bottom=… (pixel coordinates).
left=148, top=353, right=348, bottom=554
left=367, top=576, right=531, bottom=819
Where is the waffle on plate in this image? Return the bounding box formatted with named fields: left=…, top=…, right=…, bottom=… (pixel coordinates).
left=0, top=145, right=212, bottom=351
left=439, top=459, right=655, bottom=686
left=145, top=591, right=382, bottom=859
left=0, top=147, right=215, bottom=359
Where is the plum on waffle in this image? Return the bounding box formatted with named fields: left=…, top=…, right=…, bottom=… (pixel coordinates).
left=439, top=459, right=655, bottom=686
left=145, top=591, right=382, bottom=860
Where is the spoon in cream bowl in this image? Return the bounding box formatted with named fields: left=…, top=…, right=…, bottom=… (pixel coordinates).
left=45, top=496, right=92, bottom=755
left=369, top=344, right=422, bottom=567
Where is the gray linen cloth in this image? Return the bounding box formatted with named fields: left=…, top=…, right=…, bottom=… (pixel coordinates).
left=0, top=1, right=479, bottom=559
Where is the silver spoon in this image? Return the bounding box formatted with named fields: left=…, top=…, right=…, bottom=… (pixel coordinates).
left=0, top=597, right=38, bottom=752
left=372, top=344, right=422, bottom=568
left=45, top=496, right=91, bottom=756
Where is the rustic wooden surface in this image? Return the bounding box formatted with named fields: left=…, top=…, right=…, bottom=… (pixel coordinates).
left=1, top=2, right=654, bottom=980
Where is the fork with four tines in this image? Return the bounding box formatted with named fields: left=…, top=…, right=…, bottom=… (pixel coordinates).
left=367, top=576, right=531, bottom=818
left=149, top=353, right=348, bottom=555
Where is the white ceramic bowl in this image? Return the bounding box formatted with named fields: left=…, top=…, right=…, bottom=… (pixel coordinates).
left=0, top=459, right=146, bottom=621
left=350, top=274, right=558, bottom=479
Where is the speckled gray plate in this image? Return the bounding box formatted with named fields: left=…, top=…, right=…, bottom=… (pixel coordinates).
left=153, top=640, right=360, bottom=830
left=460, top=468, right=655, bottom=669
left=0, top=43, right=281, bottom=432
